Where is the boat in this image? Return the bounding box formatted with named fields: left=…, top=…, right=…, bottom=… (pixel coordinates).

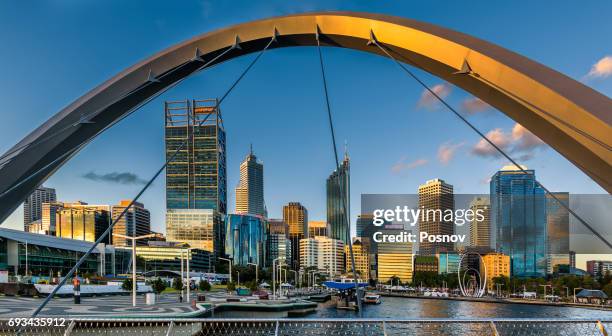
left=362, top=293, right=382, bottom=304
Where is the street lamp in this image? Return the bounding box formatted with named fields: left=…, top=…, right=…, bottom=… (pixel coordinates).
left=272, top=257, right=285, bottom=299
left=562, top=286, right=570, bottom=300
left=219, top=257, right=233, bottom=284
left=112, top=233, right=156, bottom=307
left=574, top=287, right=583, bottom=303
left=247, top=262, right=259, bottom=285
left=289, top=270, right=298, bottom=288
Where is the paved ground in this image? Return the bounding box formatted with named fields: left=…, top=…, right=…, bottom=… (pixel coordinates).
left=0, top=293, right=197, bottom=317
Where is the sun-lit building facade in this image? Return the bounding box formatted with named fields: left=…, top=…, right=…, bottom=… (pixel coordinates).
left=481, top=252, right=511, bottom=291
left=55, top=202, right=110, bottom=244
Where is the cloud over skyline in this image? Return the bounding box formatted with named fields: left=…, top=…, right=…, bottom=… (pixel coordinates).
left=437, top=141, right=464, bottom=165
left=391, top=157, right=428, bottom=174
left=585, top=55, right=612, bottom=79
left=417, top=83, right=451, bottom=110
left=82, top=171, right=148, bottom=185
left=471, top=123, right=547, bottom=161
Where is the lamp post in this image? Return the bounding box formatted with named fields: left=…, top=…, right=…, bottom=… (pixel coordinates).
left=247, top=262, right=258, bottom=285
left=562, top=286, right=569, bottom=300
left=219, top=257, right=233, bottom=284
left=112, top=233, right=156, bottom=307
left=574, top=287, right=583, bottom=303
left=272, top=257, right=284, bottom=299
left=289, top=270, right=298, bottom=288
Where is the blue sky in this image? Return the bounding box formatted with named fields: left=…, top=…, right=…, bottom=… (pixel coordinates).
left=1, top=0, right=610, bottom=237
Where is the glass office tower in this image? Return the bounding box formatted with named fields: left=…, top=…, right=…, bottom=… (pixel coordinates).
left=327, top=151, right=350, bottom=244
left=165, top=99, right=226, bottom=212
left=491, top=165, right=546, bottom=277
left=165, top=99, right=226, bottom=258
left=225, top=214, right=266, bottom=266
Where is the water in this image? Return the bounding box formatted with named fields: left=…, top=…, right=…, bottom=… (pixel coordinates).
left=215, top=296, right=612, bottom=319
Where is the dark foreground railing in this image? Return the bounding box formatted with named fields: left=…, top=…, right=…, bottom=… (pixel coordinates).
left=1, top=318, right=610, bottom=336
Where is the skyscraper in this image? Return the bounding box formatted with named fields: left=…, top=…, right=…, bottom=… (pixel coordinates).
left=418, top=178, right=454, bottom=255
left=23, top=186, right=56, bottom=229
left=225, top=214, right=266, bottom=266
left=267, top=219, right=291, bottom=266
left=345, top=237, right=371, bottom=280
left=327, top=151, right=350, bottom=244
left=111, top=200, right=151, bottom=247
left=491, top=165, right=547, bottom=277
left=377, top=230, right=413, bottom=283
left=546, top=192, right=570, bottom=274
left=165, top=99, right=226, bottom=258
left=299, top=236, right=345, bottom=277
left=283, top=202, right=308, bottom=270
left=235, top=145, right=264, bottom=216
left=469, top=197, right=491, bottom=248
left=356, top=214, right=373, bottom=238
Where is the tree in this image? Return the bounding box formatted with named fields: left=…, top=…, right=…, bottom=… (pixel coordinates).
left=199, top=279, right=211, bottom=292
left=245, top=280, right=258, bottom=291
left=151, top=278, right=166, bottom=294
left=122, top=278, right=136, bottom=291
left=227, top=281, right=236, bottom=292
left=387, top=275, right=401, bottom=285
left=173, top=277, right=183, bottom=291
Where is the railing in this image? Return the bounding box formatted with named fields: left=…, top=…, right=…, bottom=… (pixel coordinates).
left=1, top=318, right=610, bottom=336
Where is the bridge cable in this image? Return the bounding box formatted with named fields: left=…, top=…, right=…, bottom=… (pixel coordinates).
left=25, top=34, right=277, bottom=321
left=368, top=34, right=612, bottom=250
left=316, top=28, right=364, bottom=315
left=0, top=44, right=239, bottom=200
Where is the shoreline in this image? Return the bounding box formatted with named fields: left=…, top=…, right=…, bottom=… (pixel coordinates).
left=378, top=292, right=612, bottom=311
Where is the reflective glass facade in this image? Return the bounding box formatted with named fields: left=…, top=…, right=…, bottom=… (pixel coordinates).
left=55, top=203, right=110, bottom=244
left=165, top=100, right=227, bottom=213
left=491, top=166, right=547, bottom=277
left=327, top=154, right=350, bottom=244
left=225, top=214, right=266, bottom=266
left=166, top=209, right=223, bottom=255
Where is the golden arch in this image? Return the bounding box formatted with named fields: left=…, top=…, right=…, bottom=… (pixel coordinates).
left=0, top=12, right=610, bottom=223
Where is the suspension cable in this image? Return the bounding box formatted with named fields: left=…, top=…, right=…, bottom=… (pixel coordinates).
left=0, top=43, right=238, bottom=201
left=368, top=34, right=611, bottom=250
left=26, top=34, right=276, bottom=320
left=316, top=29, right=364, bottom=314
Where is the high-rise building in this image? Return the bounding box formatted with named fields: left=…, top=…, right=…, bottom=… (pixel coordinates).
left=327, top=151, right=350, bottom=244
left=491, top=165, right=547, bottom=277
left=55, top=202, right=110, bottom=243
left=111, top=200, right=151, bottom=247
left=546, top=192, right=570, bottom=275
left=225, top=214, right=266, bottom=266
left=164, top=99, right=227, bottom=257
left=235, top=145, right=264, bottom=216
left=26, top=201, right=63, bottom=235
left=166, top=209, right=223, bottom=255
left=481, top=252, right=511, bottom=291
left=23, top=186, right=56, bottom=229
left=418, top=178, right=454, bottom=255
left=133, top=242, right=213, bottom=273
left=299, top=236, right=345, bottom=277
left=283, top=202, right=308, bottom=270
left=308, top=220, right=328, bottom=238
left=377, top=230, right=413, bottom=283
left=356, top=214, right=373, bottom=238
left=469, top=197, right=491, bottom=248
left=345, top=237, right=370, bottom=280
left=413, top=255, right=439, bottom=273
left=165, top=99, right=226, bottom=212
left=267, top=219, right=291, bottom=266
left=586, top=260, right=612, bottom=278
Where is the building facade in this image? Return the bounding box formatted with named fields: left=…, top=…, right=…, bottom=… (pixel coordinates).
left=418, top=179, right=454, bottom=255
left=111, top=200, right=151, bottom=247
left=437, top=252, right=460, bottom=274
left=164, top=99, right=227, bottom=213
left=235, top=145, right=264, bottom=216
left=299, top=236, right=345, bottom=277
left=166, top=209, right=223, bottom=256
left=225, top=214, right=266, bottom=266
left=55, top=202, right=110, bottom=243
left=481, top=252, right=511, bottom=291
left=327, top=152, right=350, bottom=244
left=356, top=214, right=373, bottom=238
left=308, top=220, right=328, bottom=238
left=414, top=255, right=439, bottom=274
left=283, top=202, right=308, bottom=270
left=132, top=242, right=213, bottom=273
left=345, top=237, right=370, bottom=280
left=586, top=260, right=612, bottom=278
left=491, top=165, right=547, bottom=277
left=377, top=234, right=413, bottom=283
left=546, top=192, right=570, bottom=275
left=23, top=186, right=56, bottom=230
left=469, top=197, right=491, bottom=249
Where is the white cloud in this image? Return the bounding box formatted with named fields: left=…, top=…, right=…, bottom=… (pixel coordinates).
left=586, top=55, right=612, bottom=79
left=391, top=157, right=428, bottom=174
left=417, top=83, right=451, bottom=110
left=437, top=141, right=464, bottom=165
left=461, top=97, right=491, bottom=115
left=471, top=123, right=547, bottom=161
